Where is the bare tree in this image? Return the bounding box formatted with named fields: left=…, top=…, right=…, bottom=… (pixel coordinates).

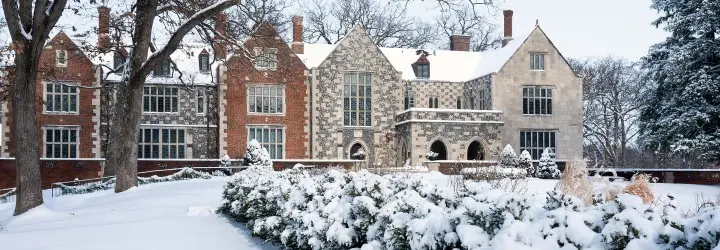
left=1, top=0, right=68, bottom=215
left=85, top=0, right=243, bottom=193
left=571, top=57, right=649, bottom=168
left=435, top=5, right=501, bottom=51
left=303, top=0, right=437, bottom=48
left=226, top=0, right=291, bottom=40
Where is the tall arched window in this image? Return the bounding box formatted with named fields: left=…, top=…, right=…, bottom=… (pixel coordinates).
left=429, top=140, right=447, bottom=160
left=456, top=98, right=462, bottom=109
left=434, top=98, right=439, bottom=109
left=349, top=143, right=366, bottom=160
left=467, top=141, right=485, bottom=160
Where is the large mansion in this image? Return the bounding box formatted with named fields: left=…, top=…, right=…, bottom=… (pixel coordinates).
left=0, top=9, right=582, bottom=187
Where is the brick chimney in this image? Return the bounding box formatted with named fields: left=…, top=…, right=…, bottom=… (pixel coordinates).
left=213, top=13, right=228, bottom=60
left=450, top=35, right=471, bottom=51
left=98, top=6, right=110, bottom=52
left=502, top=10, right=513, bottom=47
left=291, top=16, right=304, bottom=54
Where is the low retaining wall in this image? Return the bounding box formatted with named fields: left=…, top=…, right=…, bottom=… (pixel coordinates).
left=588, top=168, right=720, bottom=185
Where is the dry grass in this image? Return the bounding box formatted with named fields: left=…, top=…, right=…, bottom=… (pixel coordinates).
left=623, top=173, right=655, bottom=204
left=555, top=160, right=594, bottom=205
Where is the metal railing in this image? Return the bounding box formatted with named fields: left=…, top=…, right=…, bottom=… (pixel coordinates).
left=49, top=166, right=249, bottom=197
left=0, top=188, right=16, bottom=204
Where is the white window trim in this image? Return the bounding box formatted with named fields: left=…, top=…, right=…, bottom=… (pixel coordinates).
left=56, top=50, right=68, bottom=67
left=43, top=81, right=80, bottom=115
left=247, top=125, right=286, bottom=159
left=137, top=127, right=188, bottom=159
left=43, top=125, right=80, bottom=159
left=252, top=47, right=278, bottom=71
left=246, top=84, right=285, bottom=116
left=142, top=86, right=180, bottom=114
left=343, top=72, right=373, bottom=127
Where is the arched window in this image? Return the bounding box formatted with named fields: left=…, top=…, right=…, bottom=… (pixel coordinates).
left=457, top=98, right=462, bottom=109
left=467, top=141, right=485, bottom=160
left=429, top=140, right=447, bottom=160
left=349, top=143, right=366, bottom=160
left=434, top=98, right=439, bottom=109
left=199, top=52, right=210, bottom=72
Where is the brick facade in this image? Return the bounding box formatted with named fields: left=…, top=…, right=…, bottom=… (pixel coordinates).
left=222, top=23, right=308, bottom=159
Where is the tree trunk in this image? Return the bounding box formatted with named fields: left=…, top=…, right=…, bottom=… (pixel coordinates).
left=107, top=83, right=143, bottom=193
left=11, top=50, right=43, bottom=215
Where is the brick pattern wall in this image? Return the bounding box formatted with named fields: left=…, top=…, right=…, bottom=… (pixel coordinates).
left=223, top=23, right=308, bottom=159
left=396, top=109, right=503, bottom=123
left=464, top=75, right=493, bottom=110
left=406, top=81, right=464, bottom=109
left=3, top=32, right=99, bottom=159
left=311, top=26, right=402, bottom=166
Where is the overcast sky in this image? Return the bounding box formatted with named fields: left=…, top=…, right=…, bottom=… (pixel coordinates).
left=398, top=0, right=669, bottom=61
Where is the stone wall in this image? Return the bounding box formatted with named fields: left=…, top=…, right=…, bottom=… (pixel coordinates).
left=491, top=27, right=583, bottom=161
left=310, top=26, right=402, bottom=166
left=405, top=81, right=464, bottom=109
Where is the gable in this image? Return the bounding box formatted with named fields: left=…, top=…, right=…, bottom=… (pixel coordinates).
left=317, top=25, right=396, bottom=73
left=497, top=26, right=579, bottom=78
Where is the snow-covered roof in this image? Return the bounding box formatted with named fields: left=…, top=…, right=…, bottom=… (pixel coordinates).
left=296, top=32, right=528, bottom=82
left=95, top=43, right=220, bottom=86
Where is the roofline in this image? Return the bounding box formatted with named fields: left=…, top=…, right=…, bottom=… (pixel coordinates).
left=534, top=26, right=581, bottom=78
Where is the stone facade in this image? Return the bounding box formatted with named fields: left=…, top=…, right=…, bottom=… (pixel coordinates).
left=309, top=26, right=402, bottom=166
left=490, top=27, right=583, bottom=161
left=396, top=109, right=504, bottom=165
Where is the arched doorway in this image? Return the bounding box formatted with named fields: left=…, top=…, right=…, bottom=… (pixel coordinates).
left=429, top=140, right=447, bottom=160
left=349, top=143, right=366, bottom=160
left=467, top=141, right=485, bottom=160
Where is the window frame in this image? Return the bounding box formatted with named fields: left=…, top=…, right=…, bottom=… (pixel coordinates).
left=196, top=89, right=206, bottom=115
left=199, top=53, right=210, bottom=72
left=252, top=47, right=278, bottom=71
left=416, top=63, right=430, bottom=78
left=56, top=50, right=68, bottom=67
left=247, top=126, right=285, bottom=159
left=530, top=53, right=546, bottom=71
left=343, top=72, right=372, bottom=127
left=44, top=81, right=79, bottom=114
left=137, top=128, right=187, bottom=159
left=43, top=126, right=80, bottom=159
left=519, top=129, right=557, bottom=160
left=522, top=86, right=553, bottom=115
left=247, top=84, right=285, bottom=115
left=142, top=86, right=179, bottom=114
left=153, top=59, right=173, bottom=77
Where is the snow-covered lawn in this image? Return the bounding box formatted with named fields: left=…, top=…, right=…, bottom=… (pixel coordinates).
left=0, top=178, right=277, bottom=250
left=0, top=171, right=718, bottom=250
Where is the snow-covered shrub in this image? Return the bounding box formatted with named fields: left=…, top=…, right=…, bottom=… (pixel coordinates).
left=351, top=148, right=367, bottom=160
left=556, top=160, right=594, bottom=205
left=425, top=151, right=439, bottom=161
left=56, top=167, right=212, bottom=196
left=536, top=148, right=561, bottom=179
left=623, top=174, right=654, bottom=204
left=243, top=139, right=272, bottom=167
left=498, top=144, right=519, bottom=168
left=518, top=150, right=534, bottom=177
left=218, top=167, right=720, bottom=250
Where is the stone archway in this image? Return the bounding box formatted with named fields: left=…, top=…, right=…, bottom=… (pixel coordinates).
left=349, top=143, right=366, bottom=160
left=429, top=140, right=447, bottom=160
left=467, top=141, right=485, bottom=160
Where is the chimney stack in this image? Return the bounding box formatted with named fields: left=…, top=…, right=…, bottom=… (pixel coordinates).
left=502, top=10, right=513, bottom=47
left=98, top=6, right=110, bottom=52
left=449, top=34, right=471, bottom=51
left=291, top=16, right=304, bottom=54
left=213, top=13, right=228, bottom=60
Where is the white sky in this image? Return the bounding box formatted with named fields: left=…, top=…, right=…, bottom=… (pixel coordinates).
left=398, top=0, right=669, bottom=60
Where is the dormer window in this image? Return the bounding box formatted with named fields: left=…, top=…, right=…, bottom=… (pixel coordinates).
left=113, top=51, right=127, bottom=72
left=416, top=64, right=429, bottom=78
left=412, top=50, right=430, bottom=78
left=154, top=59, right=172, bottom=77
left=56, top=50, right=67, bottom=67
left=199, top=53, right=210, bottom=72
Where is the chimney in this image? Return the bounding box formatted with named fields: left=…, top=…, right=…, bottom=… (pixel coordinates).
left=291, top=16, right=304, bottom=54
left=502, top=9, right=513, bottom=47
left=98, top=6, right=110, bottom=52
left=449, top=35, right=471, bottom=51
left=213, top=13, right=228, bottom=60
